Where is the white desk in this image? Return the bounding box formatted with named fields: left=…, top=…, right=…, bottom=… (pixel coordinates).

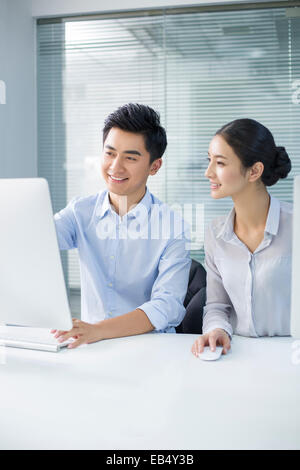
left=0, top=333, right=299, bottom=450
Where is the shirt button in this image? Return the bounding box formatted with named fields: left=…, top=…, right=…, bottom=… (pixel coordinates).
left=108, top=283, right=113, bottom=287
left=110, top=255, right=114, bottom=259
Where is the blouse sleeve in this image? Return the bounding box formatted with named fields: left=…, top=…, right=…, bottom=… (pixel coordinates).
left=202, top=224, right=234, bottom=338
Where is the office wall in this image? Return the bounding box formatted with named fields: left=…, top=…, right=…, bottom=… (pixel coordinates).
left=31, top=0, right=276, bottom=18
left=0, top=0, right=36, bottom=178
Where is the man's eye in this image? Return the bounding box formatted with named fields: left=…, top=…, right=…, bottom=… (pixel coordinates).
left=127, top=157, right=136, bottom=161
left=217, top=161, right=224, bottom=166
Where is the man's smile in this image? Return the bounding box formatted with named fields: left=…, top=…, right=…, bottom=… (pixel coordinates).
left=108, top=174, right=129, bottom=183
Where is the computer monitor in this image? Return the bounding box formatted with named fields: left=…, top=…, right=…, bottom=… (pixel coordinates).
left=0, top=178, right=72, bottom=330
left=291, top=175, right=300, bottom=338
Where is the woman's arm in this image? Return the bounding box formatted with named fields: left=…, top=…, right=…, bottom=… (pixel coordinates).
left=192, top=224, right=233, bottom=355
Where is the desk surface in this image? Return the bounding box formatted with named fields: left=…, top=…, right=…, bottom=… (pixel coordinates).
left=0, top=333, right=299, bottom=450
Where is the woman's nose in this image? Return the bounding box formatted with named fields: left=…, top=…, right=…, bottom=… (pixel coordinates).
left=205, top=162, right=214, bottom=179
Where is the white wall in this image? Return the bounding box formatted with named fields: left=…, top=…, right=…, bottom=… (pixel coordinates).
left=31, top=0, right=276, bottom=18
left=0, top=0, right=36, bottom=178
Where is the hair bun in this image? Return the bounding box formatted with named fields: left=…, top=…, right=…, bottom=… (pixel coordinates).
left=261, top=146, right=292, bottom=186
left=274, top=146, right=291, bottom=178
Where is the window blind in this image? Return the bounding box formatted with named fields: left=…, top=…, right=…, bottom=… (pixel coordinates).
left=37, top=4, right=300, bottom=298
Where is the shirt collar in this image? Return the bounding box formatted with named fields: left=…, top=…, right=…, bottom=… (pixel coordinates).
left=96, top=191, right=111, bottom=219
left=216, top=194, right=280, bottom=242
left=265, top=195, right=280, bottom=236
left=96, top=188, right=152, bottom=222
left=216, top=206, right=235, bottom=242
left=126, top=188, right=152, bottom=221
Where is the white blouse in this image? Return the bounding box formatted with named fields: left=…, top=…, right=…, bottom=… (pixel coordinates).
left=202, top=196, right=292, bottom=338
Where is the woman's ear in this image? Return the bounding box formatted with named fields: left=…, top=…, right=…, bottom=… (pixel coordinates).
left=149, top=158, right=162, bottom=175
left=249, top=161, right=264, bottom=183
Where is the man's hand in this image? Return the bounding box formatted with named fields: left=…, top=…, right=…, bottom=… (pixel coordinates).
left=191, top=328, right=231, bottom=357
left=51, top=318, right=103, bottom=349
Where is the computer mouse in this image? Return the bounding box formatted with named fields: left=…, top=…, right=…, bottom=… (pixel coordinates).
left=197, top=346, right=223, bottom=361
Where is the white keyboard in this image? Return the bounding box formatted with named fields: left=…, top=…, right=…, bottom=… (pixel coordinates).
left=0, top=326, right=73, bottom=352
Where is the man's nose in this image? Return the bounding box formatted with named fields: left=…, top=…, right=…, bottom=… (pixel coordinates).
left=110, top=155, right=124, bottom=173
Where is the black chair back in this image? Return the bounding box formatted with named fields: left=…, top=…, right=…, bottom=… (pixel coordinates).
left=176, top=259, right=206, bottom=334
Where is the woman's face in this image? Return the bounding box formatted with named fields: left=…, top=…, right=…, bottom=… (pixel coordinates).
left=205, top=134, right=250, bottom=199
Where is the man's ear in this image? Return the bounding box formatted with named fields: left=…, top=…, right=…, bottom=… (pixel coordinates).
left=149, top=158, right=162, bottom=175
left=248, top=161, right=264, bottom=183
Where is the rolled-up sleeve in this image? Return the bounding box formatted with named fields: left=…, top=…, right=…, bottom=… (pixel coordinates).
left=54, top=199, right=79, bottom=250
left=202, top=226, right=233, bottom=338
left=138, top=234, right=191, bottom=332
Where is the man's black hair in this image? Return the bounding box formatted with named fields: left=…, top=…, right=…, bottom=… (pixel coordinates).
left=103, top=103, right=167, bottom=164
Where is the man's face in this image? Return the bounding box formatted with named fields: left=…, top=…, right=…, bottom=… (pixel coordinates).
left=101, top=127, right=161, bottom=202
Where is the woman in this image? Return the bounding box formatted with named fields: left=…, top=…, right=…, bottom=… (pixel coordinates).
left=191, top=118, right=292, bottom=357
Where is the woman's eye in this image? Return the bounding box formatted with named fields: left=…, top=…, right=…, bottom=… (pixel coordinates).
left=217, top=161, right=224, bottom=166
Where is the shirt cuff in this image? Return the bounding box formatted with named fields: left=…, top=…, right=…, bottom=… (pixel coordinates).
left=202, top=321, right=233, bottom=339
left=138, top=301, right=182, bottom=332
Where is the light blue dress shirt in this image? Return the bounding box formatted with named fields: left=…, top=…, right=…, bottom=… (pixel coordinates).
left=203, top=196, right=292, bottom=338
left=54, top=188, right=191, bottom=333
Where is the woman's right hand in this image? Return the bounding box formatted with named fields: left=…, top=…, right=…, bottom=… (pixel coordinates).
left=191, top=328, right=231, bottom=357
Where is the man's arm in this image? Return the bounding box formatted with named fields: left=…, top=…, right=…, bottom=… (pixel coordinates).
left=54, top=198, right=79, bottom=250
left=137, top=233, right=191, bottom=332
left=54, top=308, right=154, bottom=348
left=54, top=231, right=191, bottom=347
left=96, top=308, right=154, bottom=337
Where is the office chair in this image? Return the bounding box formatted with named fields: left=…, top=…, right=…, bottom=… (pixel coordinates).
left=176, top=259, right=206, bottom=334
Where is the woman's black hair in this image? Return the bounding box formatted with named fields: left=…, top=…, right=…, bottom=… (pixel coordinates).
left=103, top=103, right=167, bottom=164
left=215, top=118, right=291, bottom=186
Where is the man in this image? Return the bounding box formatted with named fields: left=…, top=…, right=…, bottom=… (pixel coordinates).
left=53, top=103, right=191, bottom=348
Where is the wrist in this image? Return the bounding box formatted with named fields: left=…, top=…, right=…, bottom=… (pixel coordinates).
left=94, top=321, right=105, bottom=341
left=210, top=328, right=231, bottom=340
left=219, top=329, right=231, bottom=341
